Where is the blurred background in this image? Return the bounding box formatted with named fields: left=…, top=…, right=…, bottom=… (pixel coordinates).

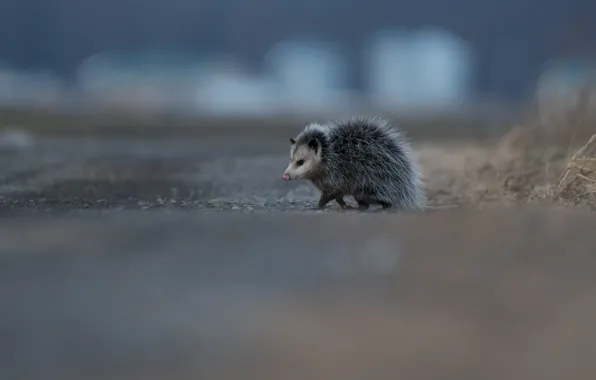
left=0, top=0, right=594, bottom=121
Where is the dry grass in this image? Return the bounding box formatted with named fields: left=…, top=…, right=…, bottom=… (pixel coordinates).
left=421, top=103, right=596, bottom=210
left=556, top=134, right=596, bottom=206
left=419, top=138, right=566, bottom=209
left=496, top=95, right=596, bottom=209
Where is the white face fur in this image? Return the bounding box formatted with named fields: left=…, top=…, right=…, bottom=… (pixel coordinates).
left=282, top=138, right=322, bottom=181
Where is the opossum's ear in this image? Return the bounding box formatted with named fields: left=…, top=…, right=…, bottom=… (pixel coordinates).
left=290, top=137, right=296, bottom=145
left=307, top=138, right=318, bottom=153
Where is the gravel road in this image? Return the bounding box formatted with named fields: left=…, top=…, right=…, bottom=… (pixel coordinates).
left=0, top=132, right=328, bottom=213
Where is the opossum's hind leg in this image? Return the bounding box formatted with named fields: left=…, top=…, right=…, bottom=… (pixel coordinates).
left=335, top=195, right=352, bottom=209
left=378, top=200, right=392, bottom=209
left=355, top=198, right=370, bottom=211
left=317, top=192, right=335, bottom=210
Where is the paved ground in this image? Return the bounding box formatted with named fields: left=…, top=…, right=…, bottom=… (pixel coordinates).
left=0, top=132, right=328, bottom=214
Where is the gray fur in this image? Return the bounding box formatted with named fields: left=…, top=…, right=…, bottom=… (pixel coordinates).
left=283, top=116, right=426, bottom=210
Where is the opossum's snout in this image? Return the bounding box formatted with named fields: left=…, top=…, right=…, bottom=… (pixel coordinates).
left=282, top=162, right=294, bottom=180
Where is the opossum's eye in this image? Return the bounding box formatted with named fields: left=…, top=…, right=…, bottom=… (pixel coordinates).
left=290, top=138, right=296, bottom=145
left=296, top=160, right=304, bottom=166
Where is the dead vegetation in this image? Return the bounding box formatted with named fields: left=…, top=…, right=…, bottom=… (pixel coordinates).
left=422, top=89, right=596, bottom=210
left=556, top=134, right=596, bottom=206
left=502, top=89, right=596, bottom=209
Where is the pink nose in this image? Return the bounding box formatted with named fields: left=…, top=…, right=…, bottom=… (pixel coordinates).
left=282, top=173, right=290, bottom=181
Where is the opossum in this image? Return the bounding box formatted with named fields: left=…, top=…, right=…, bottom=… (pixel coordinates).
left=282, top=117, right=426, bottom=210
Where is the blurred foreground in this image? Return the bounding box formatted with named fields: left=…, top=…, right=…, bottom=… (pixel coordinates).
left=2, top=207, right=596, bottom=380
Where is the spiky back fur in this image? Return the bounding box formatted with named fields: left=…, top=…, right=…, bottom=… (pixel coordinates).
left=294, top=117, right=426, bottom=210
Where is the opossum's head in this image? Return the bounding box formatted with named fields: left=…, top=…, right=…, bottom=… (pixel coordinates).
left=282, top=136, right=322, bottom=181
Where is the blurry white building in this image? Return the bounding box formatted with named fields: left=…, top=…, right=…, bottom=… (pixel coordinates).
left=365, top=27, right=473, bottom=112
left=265, top=39, right=352, bottom=115
left=77, top=51, right=204, bottom=113
left=194, top=57, right=281, bottom=116
left=0, top=65, right=64, bottom=109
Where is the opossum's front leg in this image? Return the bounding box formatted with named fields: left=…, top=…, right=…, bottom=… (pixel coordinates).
left=335, top=195, right=351, bottom=209
left=317, top=192, right=335, bottom=210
